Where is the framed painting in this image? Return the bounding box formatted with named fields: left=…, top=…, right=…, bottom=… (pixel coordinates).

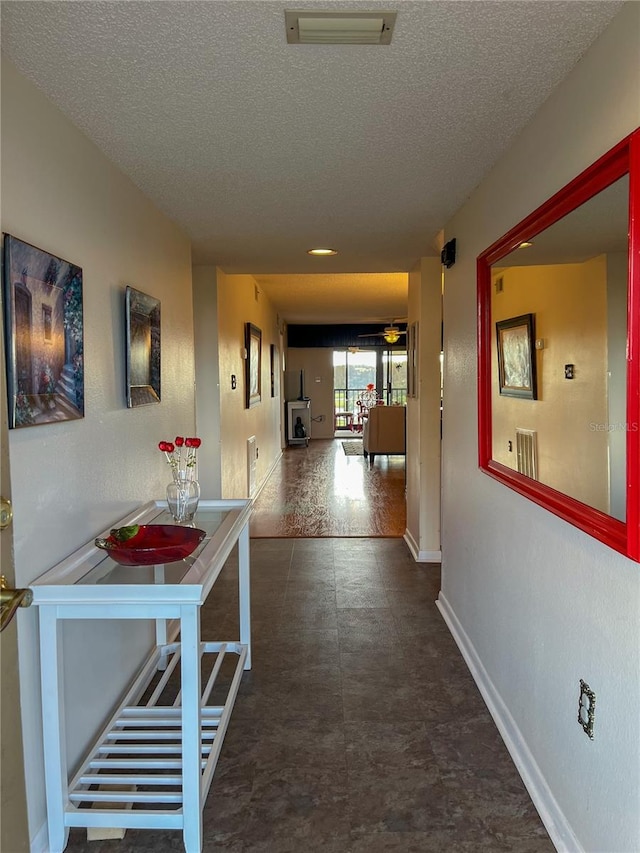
left=2, top=234, right=84, bottom=428
left=245, top=323, right=262, bottom=408
left=407, top=321, right=419, bottom=398
left=125, top=286, right=161, bottom=407
left=270, top=343, right=279, bottom=398
left=496, top=313, right=537, bottom=399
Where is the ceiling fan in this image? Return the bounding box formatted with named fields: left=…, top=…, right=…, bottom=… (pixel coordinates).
left=358, top=320, right=408, bottom=344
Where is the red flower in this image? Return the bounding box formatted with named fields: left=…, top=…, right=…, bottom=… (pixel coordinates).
left=366, top=383, right=375, bottom=391
left=159, top=436, right=201, bottom=483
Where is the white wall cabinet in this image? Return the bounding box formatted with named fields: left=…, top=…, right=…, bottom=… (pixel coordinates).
left=30, top=499, right=252, bottom=853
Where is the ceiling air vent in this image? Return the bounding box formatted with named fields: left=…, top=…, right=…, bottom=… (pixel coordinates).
left=285, top=10, right=397, bottom=44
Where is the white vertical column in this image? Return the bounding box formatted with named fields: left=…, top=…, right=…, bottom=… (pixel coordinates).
left=180, top=604, right=202, bottom=853
left=238, top=522, right=251, bottom=670
left=39, top=606, right=70, bottom=853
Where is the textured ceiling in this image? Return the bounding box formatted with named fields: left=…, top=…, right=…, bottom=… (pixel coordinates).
left=1, top=0, right=623, bottom=322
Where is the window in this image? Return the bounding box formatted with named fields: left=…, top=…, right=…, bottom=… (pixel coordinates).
left=333, top=347, right=407, bottom=419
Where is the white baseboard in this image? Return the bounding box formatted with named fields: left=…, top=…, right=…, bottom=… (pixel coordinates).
left=436, top=592, right=582, bottom=853
left=403, top=530, right=442, bottom=563
left=417, top=549, right=441, bottom=562
left=253, top=450, right=283, bottom=502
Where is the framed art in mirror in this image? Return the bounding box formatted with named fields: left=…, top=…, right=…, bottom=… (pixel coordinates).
left=496, top=314, right=537, bottom=399
left=477, top=128, right=640, bottom=562
left=2, top=234, right=84, bottom=428
left=125, top=286, right=161, bottom=407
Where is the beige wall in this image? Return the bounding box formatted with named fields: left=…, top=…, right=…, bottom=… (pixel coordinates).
left=193, top=265, right=222, bottom=498
left=284, top=348, right=335, bottom=439
left=491, top=256, right=609, bottom=512
left=1, top=58, right=194, bottom=845
left=217, top=271, right=282, bottom=497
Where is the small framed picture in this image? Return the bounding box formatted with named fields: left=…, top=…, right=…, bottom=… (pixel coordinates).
left=3, top=234, right=84, bottom=428
left=407, top=321, right=419, bottom=398
left=496, top=313, right=537, bottom=399
left=245, top=323, right=262, bottom=408
left=125, top=286, right=161, bottom=407
left=270, top=343, right=279, bottom=398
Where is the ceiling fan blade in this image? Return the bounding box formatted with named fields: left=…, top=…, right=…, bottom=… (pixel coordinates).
left=356, top=330, right=408, bottom=338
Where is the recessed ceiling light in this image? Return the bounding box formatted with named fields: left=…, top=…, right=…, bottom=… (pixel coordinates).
left=285, top=11, right=397, bottom=45
left=519, top=241, right=533, bottom=248
left=307, top=247, right=338, bottom=256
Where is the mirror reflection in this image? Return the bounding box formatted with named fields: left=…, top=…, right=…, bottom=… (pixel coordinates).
left=491, top=175, right=629, bottom=521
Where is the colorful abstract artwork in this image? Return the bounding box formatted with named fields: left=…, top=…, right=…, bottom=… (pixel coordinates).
left=3, top=234, right=84, bottom=428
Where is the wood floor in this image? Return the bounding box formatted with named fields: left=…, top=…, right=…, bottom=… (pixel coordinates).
left=249, top=439, right=406, bottom=538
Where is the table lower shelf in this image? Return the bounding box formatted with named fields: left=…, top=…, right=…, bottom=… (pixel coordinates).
left=64, top=640, right=247, bottom=831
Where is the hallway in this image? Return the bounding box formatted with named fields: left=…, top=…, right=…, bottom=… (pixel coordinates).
left=250, top=439, right=406, bottom=538
left=65, top=538, right=552, bottom=852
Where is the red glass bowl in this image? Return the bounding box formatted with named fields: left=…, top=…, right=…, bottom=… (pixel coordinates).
left=95, top=525, right=206, bottom=566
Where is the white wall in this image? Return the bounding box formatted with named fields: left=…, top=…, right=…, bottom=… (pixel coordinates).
left=1, top=59, right=195, bottom=846
left=440, top=5, right=640, bottom=852
left=284, top=348, right=335, bottom=439
left=193, top=265, right=222, bottom=498
left=405, top=257, right=442, bottom=561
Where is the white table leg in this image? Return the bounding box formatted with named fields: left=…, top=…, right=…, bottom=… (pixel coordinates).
left=39, top=606, right=70, bottom=852
left=154, top=565, right=168, bottom=669
left=180, top=605, right=202, bottom=853
left=238, top=522, right=251, bottom=670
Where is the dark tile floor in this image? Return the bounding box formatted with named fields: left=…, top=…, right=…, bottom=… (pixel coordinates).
left=66, top=538, right=553, bottom=852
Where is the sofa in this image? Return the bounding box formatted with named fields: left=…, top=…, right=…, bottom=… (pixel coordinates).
left=363, top=405, right=406, bottom=465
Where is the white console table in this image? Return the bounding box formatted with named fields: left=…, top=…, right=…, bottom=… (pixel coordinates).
left=30, top=499, right=252, bottom=853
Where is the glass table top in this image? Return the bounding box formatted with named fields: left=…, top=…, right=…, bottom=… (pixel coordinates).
left=76, top=507, right=233, bottom=587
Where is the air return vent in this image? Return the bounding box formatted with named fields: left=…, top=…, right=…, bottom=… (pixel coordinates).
left=516, top=428, right=538, bottom=481
left=285, top=10, right=397, bottom=44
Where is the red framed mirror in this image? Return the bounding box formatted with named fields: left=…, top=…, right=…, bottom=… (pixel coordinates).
left=477, top=128, right=639, bottom=562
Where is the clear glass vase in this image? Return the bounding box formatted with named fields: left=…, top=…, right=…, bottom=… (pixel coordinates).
left=166, top=478, right=200, bottom=525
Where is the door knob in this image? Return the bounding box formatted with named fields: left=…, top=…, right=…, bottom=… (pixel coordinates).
left=0, top=497, right=13, bottom=530
left=0, top=575, right=32, bottom=632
